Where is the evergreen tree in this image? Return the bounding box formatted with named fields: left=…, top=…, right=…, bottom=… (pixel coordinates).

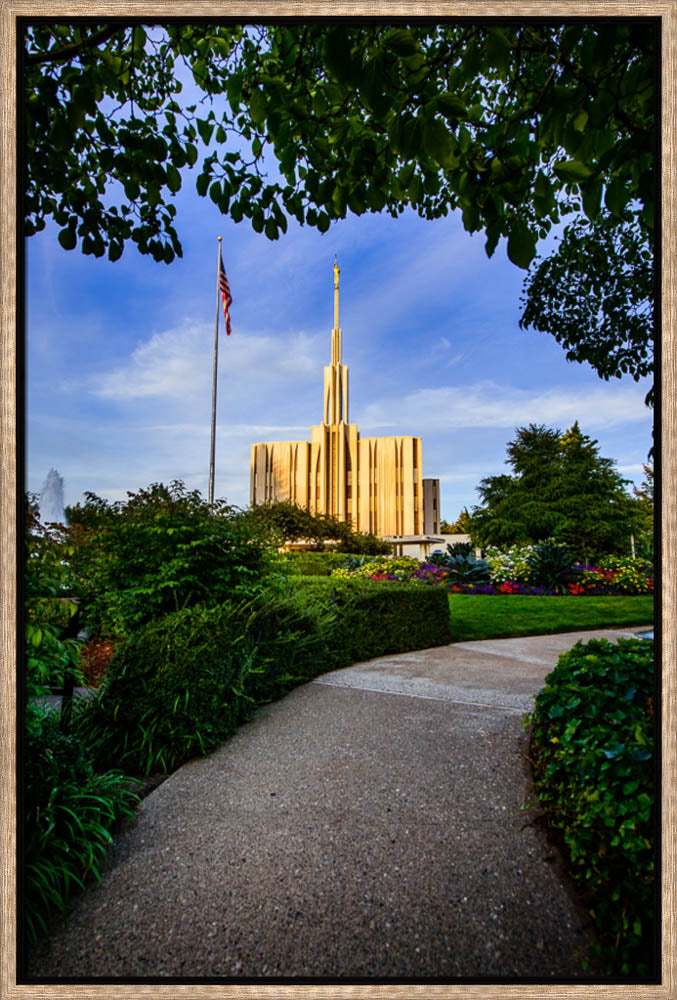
left=441, top=508, right=472, bottom=533
left=469, top=422, right=642, bottom=561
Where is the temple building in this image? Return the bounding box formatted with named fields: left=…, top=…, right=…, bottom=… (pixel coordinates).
left=250, top=259, right=440, bottom=540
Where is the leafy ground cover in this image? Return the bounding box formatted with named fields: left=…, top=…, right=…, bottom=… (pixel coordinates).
left=448, top=594, right=653, bottom=643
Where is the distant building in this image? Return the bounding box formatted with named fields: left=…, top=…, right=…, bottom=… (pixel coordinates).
left=250, top=260, right=440, bottom=538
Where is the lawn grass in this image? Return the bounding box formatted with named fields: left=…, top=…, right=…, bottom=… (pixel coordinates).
left=448, top=594, right=653, bottom=643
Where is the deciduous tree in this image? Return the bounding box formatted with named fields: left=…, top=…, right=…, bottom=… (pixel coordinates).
left=24, top=21, right=655, bottom=382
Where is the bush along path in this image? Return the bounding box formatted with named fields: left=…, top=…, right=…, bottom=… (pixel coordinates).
left=526, top=636, right=656, bottom=976
left=25, top=626, right=652, bottom=980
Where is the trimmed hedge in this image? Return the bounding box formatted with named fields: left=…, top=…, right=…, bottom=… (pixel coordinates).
left=289, top=576, right=452, bottom=662
left=526, top=637, right=656, bottom=976
left=75, top=579, right=452, bottom=776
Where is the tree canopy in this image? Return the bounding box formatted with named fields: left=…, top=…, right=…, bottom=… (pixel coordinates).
left=468, top=422, right=643, bottom=560
left=242, top=499, right=391, bottom=553
left=520, top=213, right=653, bottom=398
left=440, top=508, right=472, bottom=534
left=24, top=21, right=655, bottom=381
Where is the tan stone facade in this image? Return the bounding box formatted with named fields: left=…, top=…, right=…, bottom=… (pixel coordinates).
left=250, top=261, right=438, bottom=538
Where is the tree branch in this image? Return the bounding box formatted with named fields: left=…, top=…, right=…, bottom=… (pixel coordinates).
left=25, top=24, right=126, bottom=66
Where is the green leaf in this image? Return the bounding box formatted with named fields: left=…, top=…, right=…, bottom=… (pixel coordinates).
left=485, top=224, right=501, bottom=258
left=461, top=202, right=479, bottom=231
left=324, top=29, right=357, bottom=85
left=437, top=93, right=468, bottom=119
left=422, top=117, right=455, bottom=167
left=196, top=172, right=209, bottom=197
left=485, top=27, right=512, bottom=75
left=573, top=109, right=589, bottom=133
left=582, top=179, right=602, bottom=221
left=226, top=74, right=243, bottom=112
left=165, top=164, right=181, bottom=194
left=604, top=176, right=627, bottom=217
left=196, top=118, right=214, bottom=145
left=58, top=227, right=77, bottom=250
left=249, top=89, right=266, bottom=127
left=553, top=159, right=593, bottom=182
left=383, top=28, right=419, bottom=56
left=507, top=222, right=537, bottom=269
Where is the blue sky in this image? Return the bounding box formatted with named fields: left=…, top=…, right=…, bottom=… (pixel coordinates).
left=26, top=133, right=652, bottom=525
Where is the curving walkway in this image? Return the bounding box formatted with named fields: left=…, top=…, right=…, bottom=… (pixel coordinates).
left=26, top=627, right=648, bottom=981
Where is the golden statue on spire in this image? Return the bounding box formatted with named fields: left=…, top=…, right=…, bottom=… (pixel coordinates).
left=333, top=255, right=340, bottom=334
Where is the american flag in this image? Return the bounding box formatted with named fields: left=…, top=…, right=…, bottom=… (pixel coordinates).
left=219, top=257, right=232, bottom=335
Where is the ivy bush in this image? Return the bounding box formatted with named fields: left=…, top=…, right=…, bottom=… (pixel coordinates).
left=526, top=637, right=656, bottom=975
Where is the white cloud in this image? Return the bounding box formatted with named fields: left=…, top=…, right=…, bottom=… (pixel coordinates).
left=89, top=322, right=326, bottom=401
left=617, top=463, right=649, bottom=476
left=357, top=380, right=651, bottom=433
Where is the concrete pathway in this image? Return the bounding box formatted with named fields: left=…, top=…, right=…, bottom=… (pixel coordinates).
left=27, top=627, right=648, bottom=981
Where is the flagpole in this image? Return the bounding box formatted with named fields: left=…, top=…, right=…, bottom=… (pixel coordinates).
left=208, top=236, right=222, bottom=504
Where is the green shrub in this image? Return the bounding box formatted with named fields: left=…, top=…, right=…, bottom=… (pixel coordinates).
left=76, top=578, right=451, bottom=777
left=241, top=500, right=392, bottom=554
left=290, top=577, right=452, bottom=662
left=278, top=550, right=356, bottom=576
left=67, top=481, right=277, bottom=639
left=75, top=596, right=334, bottom=775
left=24, top=497, right=84, bottom=700
left=24, top=709, right=139, bottom=948
left=526, top=637, right=655, bottom=975
left=429, top=541, right=474, bottom=562
left=426, top=545, right=491, bottom=584
left=526, top=541, right=580, bottom=593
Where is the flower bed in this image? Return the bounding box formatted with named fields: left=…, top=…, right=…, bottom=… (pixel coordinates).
left=331, top=553, right=653, bottom=596
left=573, top=557, right=654, bottom=595
left=446, top=580, right=556, bottom=595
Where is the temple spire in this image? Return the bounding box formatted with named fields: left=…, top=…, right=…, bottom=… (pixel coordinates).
left=324, top=256, right=348, bottom=423
left=332, top=255, right=342, bottom=365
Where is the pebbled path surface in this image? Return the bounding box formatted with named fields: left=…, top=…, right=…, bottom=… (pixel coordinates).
left=26, top=627, right=647, bottom=981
